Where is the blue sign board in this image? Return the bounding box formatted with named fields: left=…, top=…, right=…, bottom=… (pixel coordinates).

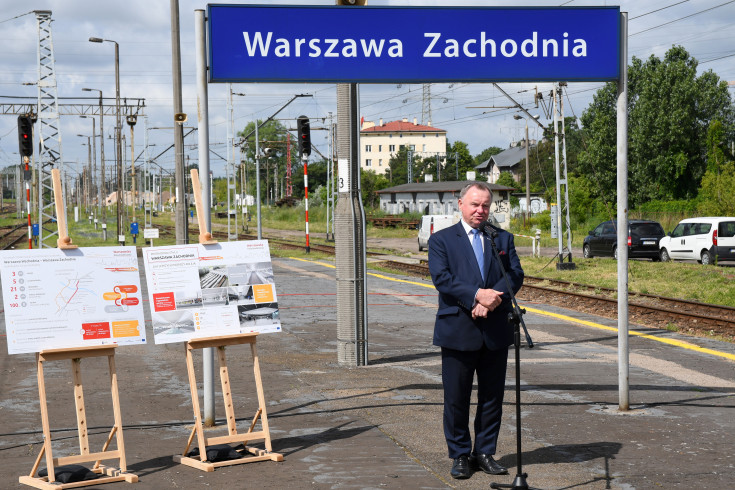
left=207, top=5, right=620, bottom=83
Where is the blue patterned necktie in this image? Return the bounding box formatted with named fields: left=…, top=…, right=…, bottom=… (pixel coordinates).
left=471, top=228, right=485, bottom=281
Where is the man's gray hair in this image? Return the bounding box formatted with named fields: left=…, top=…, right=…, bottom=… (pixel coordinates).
left=459, top=181, right=493, bottom=199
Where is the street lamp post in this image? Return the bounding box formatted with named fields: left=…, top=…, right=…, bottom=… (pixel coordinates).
left=89, top=37, right=122, bottom=243
left=82, top=88, right=105, bottom=237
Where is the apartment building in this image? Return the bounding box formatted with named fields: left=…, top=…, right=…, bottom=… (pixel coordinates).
left=360, top=118, right=447, bottom=175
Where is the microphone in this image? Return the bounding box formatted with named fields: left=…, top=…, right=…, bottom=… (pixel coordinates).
left=480, top=220, right=498, bottom=238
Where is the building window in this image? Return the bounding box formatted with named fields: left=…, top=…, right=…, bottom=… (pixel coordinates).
left=423, top=133, right=426, bottom=138
left=422, top=144, right=426, bottom=152
left=399, top=145, right=405, bottom=150
left=365, top=159, right=372, bottom=167
left=378, top=145, right=382, bottom=152
left=389, top=144, right=396, bottom=152
left=378, top=159, right=383, bottom=166
left=409, top=145, right=415, bottom=151
left=365, top=144, right=372, bottom=152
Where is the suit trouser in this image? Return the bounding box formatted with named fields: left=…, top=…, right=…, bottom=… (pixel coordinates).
left=441, top=344, right=509, bottom=459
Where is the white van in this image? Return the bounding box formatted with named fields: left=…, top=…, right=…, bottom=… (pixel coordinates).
left=659, top=217, right=735, bottom=265
left=417, top=214, right=459, bottom=251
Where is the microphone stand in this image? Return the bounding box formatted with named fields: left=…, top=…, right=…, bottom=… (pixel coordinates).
left=483, top=224, right=540, bottom=490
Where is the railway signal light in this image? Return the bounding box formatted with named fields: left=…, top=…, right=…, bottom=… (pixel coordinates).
left=297, top=115, right=311, bottom=157
left=18, top=115, right=33, bottom=157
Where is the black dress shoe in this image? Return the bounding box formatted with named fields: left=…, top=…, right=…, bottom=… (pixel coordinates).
left=450, top=455, right=471, bottom=479
left=471, top=453, right=508, bottom=475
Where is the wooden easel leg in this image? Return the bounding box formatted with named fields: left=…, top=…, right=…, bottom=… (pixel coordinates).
left=217, top=347, right=237, bottom=436
left=36, top=354, right=55, bottom=483
left=72, top=358, right=90, bottom=456
left=185, top=345, right=207, bottom=461
left=108, top=353, right=128, bottom=472
left=250, top=342, right=274, bottom=453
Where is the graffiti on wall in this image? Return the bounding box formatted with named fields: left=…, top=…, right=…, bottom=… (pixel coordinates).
left=493, top=199, right=510, bottom=213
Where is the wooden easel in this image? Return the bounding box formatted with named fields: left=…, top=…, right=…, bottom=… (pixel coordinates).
left=173, top=334, right=283, bottom=471
left=190, top=168, right=217, bottom=245
left=19, top=346, right=137, bottom=488
left=51, top=169, right=77, bottom=250
left=19, top=170, right=136, bottom=488
left=173, top=170, right=282, bottom=471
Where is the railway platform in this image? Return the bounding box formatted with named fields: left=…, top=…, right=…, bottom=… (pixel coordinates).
left=1, top=255, right=734, bottom=489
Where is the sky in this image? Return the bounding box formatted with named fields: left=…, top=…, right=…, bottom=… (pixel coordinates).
left=1, top=0, right=734, bottom=179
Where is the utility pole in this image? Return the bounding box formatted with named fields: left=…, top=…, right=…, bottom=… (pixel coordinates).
left=552, top=84, right=575, bottom=270
left=170, top=0, right=188, bottom=244
left=82, top=88, right=106, bottom=239
left=524, top=122, right=530, bottom=222
left=127, top=115, right=137, bottom=224
left=194, top=8, right=215, bottom=427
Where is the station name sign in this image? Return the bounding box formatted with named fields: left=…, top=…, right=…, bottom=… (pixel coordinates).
left=207, top=5, right=620, bottom=83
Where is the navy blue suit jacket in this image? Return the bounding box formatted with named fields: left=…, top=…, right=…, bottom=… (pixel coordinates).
left=428, top=222, right=524, bottom=351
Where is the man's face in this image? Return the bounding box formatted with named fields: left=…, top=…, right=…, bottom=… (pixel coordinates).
left=458, top=187, right=491, bottom=229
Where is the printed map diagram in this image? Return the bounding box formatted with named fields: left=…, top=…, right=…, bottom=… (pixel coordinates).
left=55, top=272, right=96, bottom=316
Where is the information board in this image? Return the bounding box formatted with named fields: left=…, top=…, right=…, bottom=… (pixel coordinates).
left=142, top=240, right=281, bottom=344
left=0, top=246, right=146, bottom=355
left=207, top=5, right=620, bottom=83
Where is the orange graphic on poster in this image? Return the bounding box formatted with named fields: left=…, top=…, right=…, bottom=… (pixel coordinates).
left=252, top=284, right=274, bottom=303
left=103, top=285, right=140, bottom=306
left=112, top=320, right=139, bottom=338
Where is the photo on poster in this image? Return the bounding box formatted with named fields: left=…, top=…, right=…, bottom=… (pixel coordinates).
left=152, top=310, right=195, bottom=336
left=227, top=262, right=274, bottom=286
left=237, top=285, right=255, bottom=305
left=237, top=302, right=280, bottom=331
left=227, top=286, right=240, bottom=303
left=174, top=289, right=202, bottom=309
left=202, top=287, right=229, bottom=306
left=199, top=266, right=229, bottom=289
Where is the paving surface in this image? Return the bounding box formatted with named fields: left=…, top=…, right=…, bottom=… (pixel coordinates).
left=1, top=254, right=734, bottom=489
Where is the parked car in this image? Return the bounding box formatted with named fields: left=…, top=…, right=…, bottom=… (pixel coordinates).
left=417, top=214, right=458, bottom=251
left=583, top=219, right=665, bottom=261
left=659, top=217, right=735, bottom=265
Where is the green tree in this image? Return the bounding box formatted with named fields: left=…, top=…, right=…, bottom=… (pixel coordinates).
left=705, top=119, right=731, bottom=173
left=579, top=46, right=735, bottom=207
left=211, top=177, right=228, bottom=206
left=290, top=159, right=329, bottom=199
left=360, top=169, right=391, bottom=208
left=474, top=146, right=503, bottom=167
left=446, top=140, right=474, bottom=180
left=495, top=171, right=517, bottom=189
left=387, top=147, right=424, bottom=184
left=237, top=119, right=290, bottom=198
left=698, top=160, right=735, bottom=215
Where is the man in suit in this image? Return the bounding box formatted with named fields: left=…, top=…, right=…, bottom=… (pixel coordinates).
left=428, top=182, right=524, bottom=479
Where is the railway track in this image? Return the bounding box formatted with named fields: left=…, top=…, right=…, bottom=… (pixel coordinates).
left=0, top=224, right=32, bottom=250
left=371, top=259, right=735, bottom=339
